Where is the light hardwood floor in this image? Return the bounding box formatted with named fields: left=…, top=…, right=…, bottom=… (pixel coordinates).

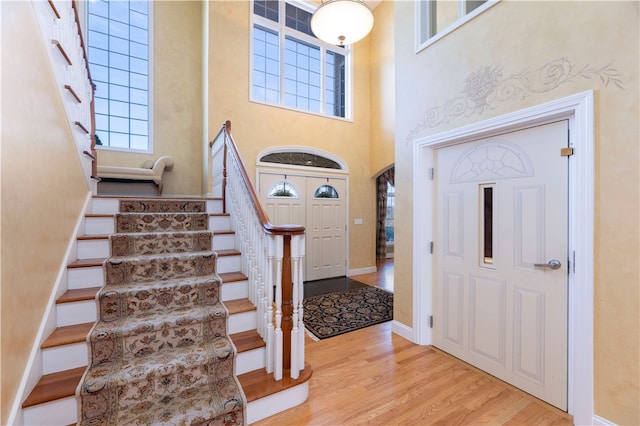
left=254, top=260, right=573, bottom=425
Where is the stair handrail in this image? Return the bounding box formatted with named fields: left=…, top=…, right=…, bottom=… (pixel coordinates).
left=33, top=0, right=98, bottom=189
left=210, top=121, right=306, bottom=381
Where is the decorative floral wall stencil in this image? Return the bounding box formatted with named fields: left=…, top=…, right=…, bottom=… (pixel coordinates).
left=407, top=57, right=624, bottom=142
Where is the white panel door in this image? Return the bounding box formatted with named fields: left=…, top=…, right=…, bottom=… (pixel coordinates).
left=433, top=120, right=569, bottom=410
left=305, top=177, right=346, bottom=281
left=259, top=172, right=347, bottom=281
left=258, top=173, right=305, bottom=227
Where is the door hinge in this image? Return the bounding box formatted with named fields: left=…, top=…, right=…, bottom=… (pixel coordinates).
left=561, top=147, right=574, bottom=157
left=429, top=241, right=434, bottom=254
left=429, top=315, right=433, bottom=328
left=429, top=167, right=434, bottom=180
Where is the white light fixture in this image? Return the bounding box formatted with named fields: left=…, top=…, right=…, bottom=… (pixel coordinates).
left=310, top=0, right=374, bottom=46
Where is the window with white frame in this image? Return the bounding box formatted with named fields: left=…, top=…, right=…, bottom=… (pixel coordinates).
left=87, top=0, right=151, bottom=151
left=251, top=0, right=349, bottom=119
left=416, top=0, right=497, bottom=51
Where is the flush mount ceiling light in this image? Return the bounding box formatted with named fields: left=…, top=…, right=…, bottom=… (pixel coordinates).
left=310, top=0, right=374, bottom=46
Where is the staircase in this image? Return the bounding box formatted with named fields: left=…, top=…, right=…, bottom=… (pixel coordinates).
left=20, top=196, right=311, bottom=425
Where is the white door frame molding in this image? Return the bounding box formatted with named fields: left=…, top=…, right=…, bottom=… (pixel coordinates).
left=412, top=91, right=594, bottom=424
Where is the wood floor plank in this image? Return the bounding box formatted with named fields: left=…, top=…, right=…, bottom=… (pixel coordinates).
left=252, top=321, right=572, bottom=425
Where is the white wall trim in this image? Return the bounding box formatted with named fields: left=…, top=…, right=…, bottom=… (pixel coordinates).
left=412, top=90, right=594, bottom=424
left=7, top=191, right=93, bottom=426
left=593, top=414, right=618, bottom=426
left=348, top=266, right=377, bottom=276
left=391, top=320, right=413, bottom=341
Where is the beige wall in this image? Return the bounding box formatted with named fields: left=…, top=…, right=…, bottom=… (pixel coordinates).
left=97, top=1, right=204, bottom=196
left=209, top=1, right=377, bottom=271
left=369, top=0, right=395, bottom=176
left=394, top=1, right=639, bottom=423
left=1, top=2, right=90, bottom=422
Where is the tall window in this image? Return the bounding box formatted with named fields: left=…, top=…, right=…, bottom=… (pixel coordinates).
left=87, top=0, right=151, bottom=151
left=416, top=0, right=496, bottom=51
left=251, top=0, right=350, bottom=119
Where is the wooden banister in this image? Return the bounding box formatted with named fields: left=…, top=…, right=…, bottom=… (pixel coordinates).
left=212, top=120, right=305, bottom=377
left=222, top=121, right=304, bottom=237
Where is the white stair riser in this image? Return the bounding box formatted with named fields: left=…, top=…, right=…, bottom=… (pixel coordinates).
left=247, top=382, right=310, bottom=424
left=85, top=216, right=115, bottom=235
left=23, top=397, right=78, bottom=426
left=235, top=347, right=265, bottom=375
left=57, top=301, right=97, bottom=327
left=228, top=311, right=257, bottom=334
left=209, top=215, right=231, bottom=231
left=206, top=199, right=223, bottom=213
left=91, top=198, right=119, bottom=214
left=217, top=255, right=241, bottom=274
left=68, top=266, right=104, bottom=290
left=43, top=342, right=88, bottom=375
left=77, top=239, right=110, bottom=259
left=221, top=280, right=249, bottom=301
left=212, top=234, right=235, bottom=251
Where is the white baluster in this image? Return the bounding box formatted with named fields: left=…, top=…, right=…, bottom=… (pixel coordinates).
left=273, top=235, right=284, bottom=381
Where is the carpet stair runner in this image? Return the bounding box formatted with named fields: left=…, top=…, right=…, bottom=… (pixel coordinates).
left=77, top=199, right=246, bottom=425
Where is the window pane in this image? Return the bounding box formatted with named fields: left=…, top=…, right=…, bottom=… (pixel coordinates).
left=254, top=0, right=279, bottom=23
left=252, top=26, right=280, bottom=103
left=482, top=185, right=494, bottom=265
left=87, top=0, right=150, bottom=150
left=285, top=3, right=313, bottom=37
left=325, top=51, right=346, bottom=117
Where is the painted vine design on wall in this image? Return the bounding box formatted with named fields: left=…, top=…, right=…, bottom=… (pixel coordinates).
left=408, top=57, right=624, bottom=141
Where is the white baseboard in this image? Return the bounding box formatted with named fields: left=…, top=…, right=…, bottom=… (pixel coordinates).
left=593, top=415, right=617, bottom=426
left=348, top=266, right=377, bottom=276
left=7, top=192, right=93, bottom=425
left=391, top=320, right=413, bottom=342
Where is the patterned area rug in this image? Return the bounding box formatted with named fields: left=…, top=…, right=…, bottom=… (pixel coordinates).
left=303, top=285, right=393, bottom=340
left=77, top=198, right=245, bottom=425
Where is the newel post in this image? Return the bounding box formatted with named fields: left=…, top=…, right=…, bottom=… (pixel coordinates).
left=281, top=234, right=293, bottom=370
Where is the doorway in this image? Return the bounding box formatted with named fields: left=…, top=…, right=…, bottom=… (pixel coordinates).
left=433, top=121, right=569, bottom=410
left=258, top=171, right=347, bottom=281
left=411, top=91, right=595, bottom=423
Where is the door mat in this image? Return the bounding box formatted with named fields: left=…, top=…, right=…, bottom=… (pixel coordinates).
left=303, top=285, right=393, bottom=340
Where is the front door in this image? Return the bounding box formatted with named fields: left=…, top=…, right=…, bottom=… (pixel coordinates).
left=433, top=120, right=569, bottom=410
left=259, top=172, right=347, bottom=281
left=305, top=177, right=346, bottom=281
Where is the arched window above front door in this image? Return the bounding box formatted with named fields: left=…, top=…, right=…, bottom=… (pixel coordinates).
left=313, top=185, right=339, bottom=199
left=267, top=181, right=299, bottom=198
left=257, top=148, right=348, bottom=172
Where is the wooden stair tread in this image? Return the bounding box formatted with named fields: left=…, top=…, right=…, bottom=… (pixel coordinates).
left=68, top=258, right=105, bottom=268
left=77, top=235, right=109, bottom=241
left=230, top=330, right=265, bottom=353
left=213, top=230, right=235, bottom=235
left=238, top=363, right=313, bottom=402
left=85, top=213, right=114, bottom=218
left=42, top=322, right=94, bottom=348
left=224, top=298, right=255, bottom=314
left=57, top=287, right=101, bottom=304
left=216, top=249, right=240, bottom=257
left=22, top=366, right=85, bottom=408
left=209, top=212, right=230, bottom=217
left=219, top=271, right=247, bottom=283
